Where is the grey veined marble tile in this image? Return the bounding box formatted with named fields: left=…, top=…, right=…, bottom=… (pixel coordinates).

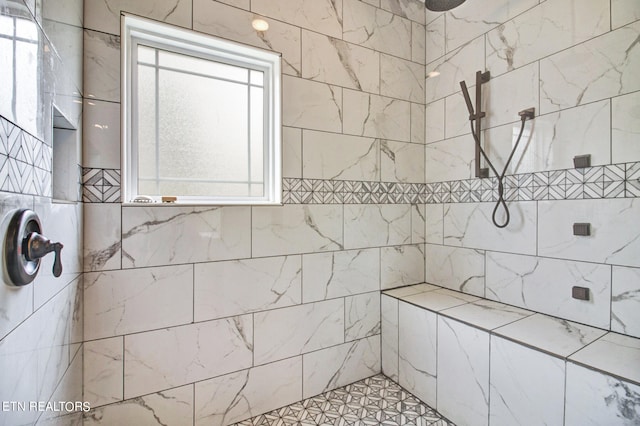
left=493, top=313, right=606, bottom=358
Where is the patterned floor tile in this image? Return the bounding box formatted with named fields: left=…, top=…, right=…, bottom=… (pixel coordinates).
left=230, top=375, right=454, bottom=426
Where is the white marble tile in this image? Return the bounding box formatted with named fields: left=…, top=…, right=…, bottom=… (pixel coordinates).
left=489, top=335, right=565, bottom=426
left=124, top=316, right=253, bottom=398
left=569, top=332, right=640, bottom=384
left=612, top=91, right=640, bottom=164
left=343, top=0, right=412, bottom=60
left=381, top=244, right=425, bottom=290
left=41, top=0, right=83, bottom=27
left=444, top=90, right=474, bottom=140
left=343, top=90, right=411, bottom=142
left=425, top=134, right=475, bottom=182
left=0, top=315, right=40, bottom=426
left=565, top=362, right=640, bottom=426
left=411, top=204, right=426, bottom=244
left=383, top=283, right=440, bottom=299
left=444, top=0, right=537, bottom=53
left=252, top=205, right=343, bottom=257
left=195, top=357, right=302, bottom=426
left=444, top=201, right=537, bottom=255
left=425, top=36, right=484, bottom=103
left=303, top=130, right=379, bottom=181
left=194, top=256, right=301, bottom=322
left=0, top=196, right=35, bottom=340
left=486, top=0, right=609, bottom=76
left=411, top=21, right=426, bottom=65
left=425, top=15, right=444, bottom=64
left=254, top=299, right=344, bottom=365
left=194, top=0, right=301, bottom=77
left=84, top=0, right=191, bottom=35
left=38, top=346, right=83, bottom=424
left=441, top=299, right=533, bottom=331
left=344, top=204, right=411, bottom=249
left=494, top=314, right=606, bottom=358
left=540, top=21, right=640, bottom=114
left=83, top=203, right=121, bottom=272
left=381, top=0, right=426, bottom=24
left=283, top=127, right=302, bottom=178
left=82, top=99, right=120, bottom=169
left=404, top=288, right=479, bottom=312
left=35, top=283, right=75, bottom=403
left=486, top=252, right=612, bottom=329
left=33, top=200, right=83, bottom=308
left=44, top=19, right=83, bottom=95
left=84, top=385, right=193, bottom=426
left=484, top=62, right=539, bottom=129
left=83, top=29, right=120, bottom=102
left=345, top=293, right=381, bottom=341
left=410, top=102, right=425, bottom=144
left=121, top=206, right=251, bottom=268
left=381, top=295, right=399, bottom=381
left=84, top=265, right=193, bottom=340
left=425, top=244, right=484, bottom=296
left=303, top=336, right=380, bottom=399
left=302, top=248, right=380, bottom=303
left=252, top=0, right=343, bottom=38
left=380, top=54, right=425, bottom=103
left=612, top=0, right=640, bottom=29
left=425, top=99, right=445, bottom=144
left=302, top=31, right=379, bottom=93
left=425, top=203, right=443, bottom=244
left=437, top=316, right=489, bottom=426
left=612, top=266, right=640, bottom=339
left=83, top=337, right=123, bottom=407
left=216, top=0, right=249, bottom=9
left=538, top=199, right=640, bottom=268
left=283, top=76, right=343, bottom=133
left=398, top=301, right=437, bottom=406
left=483, top=99, right=611, bottom=174
left=380, top=141, right=424, bottom=183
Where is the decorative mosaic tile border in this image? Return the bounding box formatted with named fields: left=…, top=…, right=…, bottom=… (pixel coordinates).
left=0, top=116, right=52, bottom=197
left=82, top=168, right=121, bottom=203
left=81, top=162, right=640, bottom=204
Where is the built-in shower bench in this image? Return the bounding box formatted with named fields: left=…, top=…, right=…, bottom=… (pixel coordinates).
left=381, top=283, right=640, bottom=426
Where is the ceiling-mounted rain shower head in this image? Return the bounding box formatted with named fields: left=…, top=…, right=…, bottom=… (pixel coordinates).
left=424, top=0, right=466, bottom=12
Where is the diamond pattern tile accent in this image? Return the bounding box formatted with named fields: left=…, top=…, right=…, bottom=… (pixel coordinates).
left=232, top=374, right=455, bottom=426
left=82, top=168, right=121, bottom=203
left=0, top=116, right=53, bottom=196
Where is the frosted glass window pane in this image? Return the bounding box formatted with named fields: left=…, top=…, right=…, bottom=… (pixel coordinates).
left=0, top=16, right=13, bottom=36
left=15, top=19, right=37, bottom=41
left=250, top=70, right=264, bottom=87
left=147, top=66, right=251, bottom=196
left=250, top=86, right=264, bottom=186
left=138, top=45, right=156, bottom=64
left=159, top=49, right=248, bottom=83
left=137, top=65, right=157, bottom=191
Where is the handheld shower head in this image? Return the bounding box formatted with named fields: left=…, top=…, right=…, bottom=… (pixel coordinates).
left=424, top=0, right=466, bottom=12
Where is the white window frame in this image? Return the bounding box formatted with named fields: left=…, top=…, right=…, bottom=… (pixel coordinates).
left=121, top=14, right=282, bottom=205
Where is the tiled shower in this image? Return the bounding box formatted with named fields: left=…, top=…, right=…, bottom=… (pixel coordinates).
left=0, top=0, right=638, bottom=425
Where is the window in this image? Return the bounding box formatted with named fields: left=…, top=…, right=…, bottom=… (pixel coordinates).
left=121, top=14, right=282, bottom=205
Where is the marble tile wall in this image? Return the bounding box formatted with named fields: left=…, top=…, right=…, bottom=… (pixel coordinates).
left=81, top=0, right=426, bottom=424
left=0, top=0, right=84, bottom=424
left=423, top=0, right=640, bottom=342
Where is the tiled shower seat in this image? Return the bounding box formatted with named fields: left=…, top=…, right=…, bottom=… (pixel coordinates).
left=382, top=283, right=640, bottom=426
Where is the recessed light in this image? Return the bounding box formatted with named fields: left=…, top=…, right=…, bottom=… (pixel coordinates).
left=427, top=71, right=441, bottom=78
left=252, top=18, right=269, bottom=32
